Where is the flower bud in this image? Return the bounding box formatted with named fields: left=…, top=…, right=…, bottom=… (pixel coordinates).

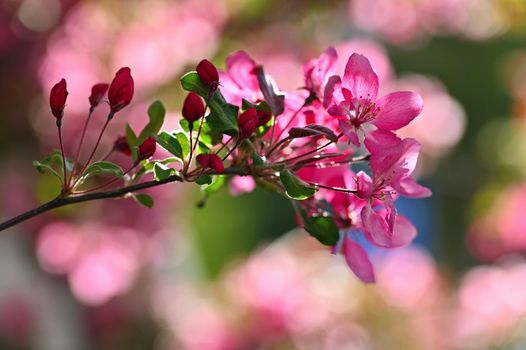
left=108, top=67, right=134, bottom=115
left=182, top=92, right=205, bottom=126
left=49, top=78, right=68, bottom=124
left=196, top=59, right=219, bottom=91
left=256, top=109, right=271, bottom=126
left=138, top=136, right=156, bottom=160
left=238, top=108, right=258, bottom=139
left=114, top=136, right=131, bottom=156
left=89, top=83, right=109, bottom=109
left=196, top=153, right=224, bottom=173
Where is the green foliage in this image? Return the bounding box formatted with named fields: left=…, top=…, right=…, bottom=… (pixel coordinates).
left=302, top=214, right=340, bottom=246
left=32, top=151, right=74, bottom=182
left=156, top=131, right=190, bottom=162
left=279, top=170, right=316, bottom=200
left=133, top=193, right=154, bottom=208
left=75, top=161, right=124, bottom=186
left=180, top=72, right=239, bottom=135
left=137, top=100, right=166, bottom=144
left=153, top=162, right=176, bottom=181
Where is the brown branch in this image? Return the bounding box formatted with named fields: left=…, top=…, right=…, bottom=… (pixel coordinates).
left=0, top=167, right=242, bottom=232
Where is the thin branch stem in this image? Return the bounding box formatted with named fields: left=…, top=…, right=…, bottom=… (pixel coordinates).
left=68, top=109, right=92, bottom=187
left=57, top=125, right=68, bottom=190
left=71, top=118, right=110, bottom=189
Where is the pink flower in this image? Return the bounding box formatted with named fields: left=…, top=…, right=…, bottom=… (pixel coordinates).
left=356, top=130, right=431, bottom=247
left=219, top=51, right=262, bottom=105
left=238, top=108, right=258, bottom=139
left=341, top=233, right=376, bottom=283
left=196, top=59, right=219, bottom=92
left=303, top=47, right=338, bottom=99
left=324, top=53, right=423, bottom=147
left=138, top=136, right=156, bottom=160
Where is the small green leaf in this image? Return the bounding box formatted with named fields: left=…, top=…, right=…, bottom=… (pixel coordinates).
left=242, top=98, right=257, bottom=110
left=79, top=161, right=124, bottom=183
left=195, top=174, right=212, bottom=185
left=202, top=175, right=225, bottom=194
left=133, top=194, right=154, bottom=208
left=33, top=151, right=74, bottom=181
left=279, top=170, right=316, bottom=200
left=125, top=124, right=138, bottom=147
left=157, top=131, right=185, bottom=160
left=138, top=101, right=166, bottom=144
left=153, top=162, right=175, bottom=181
left=175, top=133, right=190, bottom=159
left=303, top=215, right=340, bottom=246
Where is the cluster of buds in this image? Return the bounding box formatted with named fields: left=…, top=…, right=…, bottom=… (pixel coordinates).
left=46, top=67, right=156, bottom=195
left=40, top=49, right=431, bottom=282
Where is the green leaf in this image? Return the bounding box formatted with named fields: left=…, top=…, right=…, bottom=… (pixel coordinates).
left=279, top=170, right=316, bottom=200
left=180, top=72, right=239, bottom=135
left=242, top=98, right=257, bottom=110
left=157, top=131, right=186, bottom=160
left=133, top=194, right=154, bottom=208
left=125, top=124, right=138, bottom=147
left=79, top=161, right=124, bottom=183
left=303, top=215, right=340, bottom=246
left=33, top=151, right=74, bottom=181
left=195, top=174, right=212, bottom=185
left=153, top=162, right=175, bottom=181
left=138, top=101, right=166, bottom=144
left=201, top=175, right=225, bottom=194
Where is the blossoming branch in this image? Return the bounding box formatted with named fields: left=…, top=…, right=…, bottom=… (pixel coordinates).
left=0, top=48, right=431, bottom=282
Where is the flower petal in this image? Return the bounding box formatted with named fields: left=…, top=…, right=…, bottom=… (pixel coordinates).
left=338, top=119, right=360, bottom=146
left=373, top=91, right=423, bottom=130
left=342, top=235, right=376, bottom=283
left=393, top=177, right=432, bottom=198
left=361, top=205, right=417, bottom=248
left=342, top=53, right=379, bottom=101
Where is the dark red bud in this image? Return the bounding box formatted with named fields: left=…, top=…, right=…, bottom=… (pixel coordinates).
left=238, top=108, right=258, bottom=139
left=256, top=109, right=272, bottom=126
left=196, top=59, right=219, bottom=91
left=49, top=78, right=68, bottom=122
left=182, top=92, right=205, bottom=126
left=114, top=136, right=131, bottom=156
left=138, top=136, right=156, bottom=160
left=108, top=67, right=134, bottom=115
left=89, top=83, right=109, bottom=109
left=196, top=153, right=224, bottom=173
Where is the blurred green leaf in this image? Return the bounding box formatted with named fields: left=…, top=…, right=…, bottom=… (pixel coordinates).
left=196, top=174, right=212, bottom=185
left=32, top=151, right=74, bottom=182
left=279, top=170, right=316, bottom=200
left=138, top=100, right=166, bottom=144
left=133, top=193, right=154, bottom=208
left=303, top=214, right=340, bottom=246
left=153, top=162, right=176, bottom=181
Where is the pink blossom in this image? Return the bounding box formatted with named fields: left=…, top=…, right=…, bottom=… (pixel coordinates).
left=229, top=176, right=256, bottom=196
left=303, top=46, right=338, bottom=99
left=324, top=53, right=423, bottom=147
left=219, top=50, right=262, bottom=106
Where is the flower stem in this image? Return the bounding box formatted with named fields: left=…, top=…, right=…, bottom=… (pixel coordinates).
left=57, top=125, right=68, bottom=191
left=68, top=109, right=92, bottom=187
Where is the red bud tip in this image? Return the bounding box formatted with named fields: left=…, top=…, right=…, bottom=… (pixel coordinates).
left=138, top=136, right=156, bottom=161
left=196, top=153, right=224, bottom=173
left=114, top=136, right=131, bottom=156
left=108, top=67, right=134, bottom=114
left=256, top=109, right=272, bottom=126
left=49, top=78, right=68, bottom=121
left=238, top=108, right=258, bottom=139
left=182, top=92, right=206, bottom=125
left=196, top=59, right=219, bottom=91
left=89, top=83, right=109, bottom=109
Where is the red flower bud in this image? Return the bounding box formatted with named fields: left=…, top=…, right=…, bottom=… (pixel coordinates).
left=196, top=59, right=219, bottom=91
left=238, top=108, right=258, bottom=139
left=108, top=67, right=134, bottom=115
left=49, top=78, right=68, bottom=123
left=182, top=92, right=205, bottom=126
left=114, top=136, right=131, bottom=156
left=89, top=83, right=109, bottom=109
left=138, top=136, right=156, bottom=161
left=256, top=109, right=272, bottom=126
left=196, top=153, right=224, bottom=173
